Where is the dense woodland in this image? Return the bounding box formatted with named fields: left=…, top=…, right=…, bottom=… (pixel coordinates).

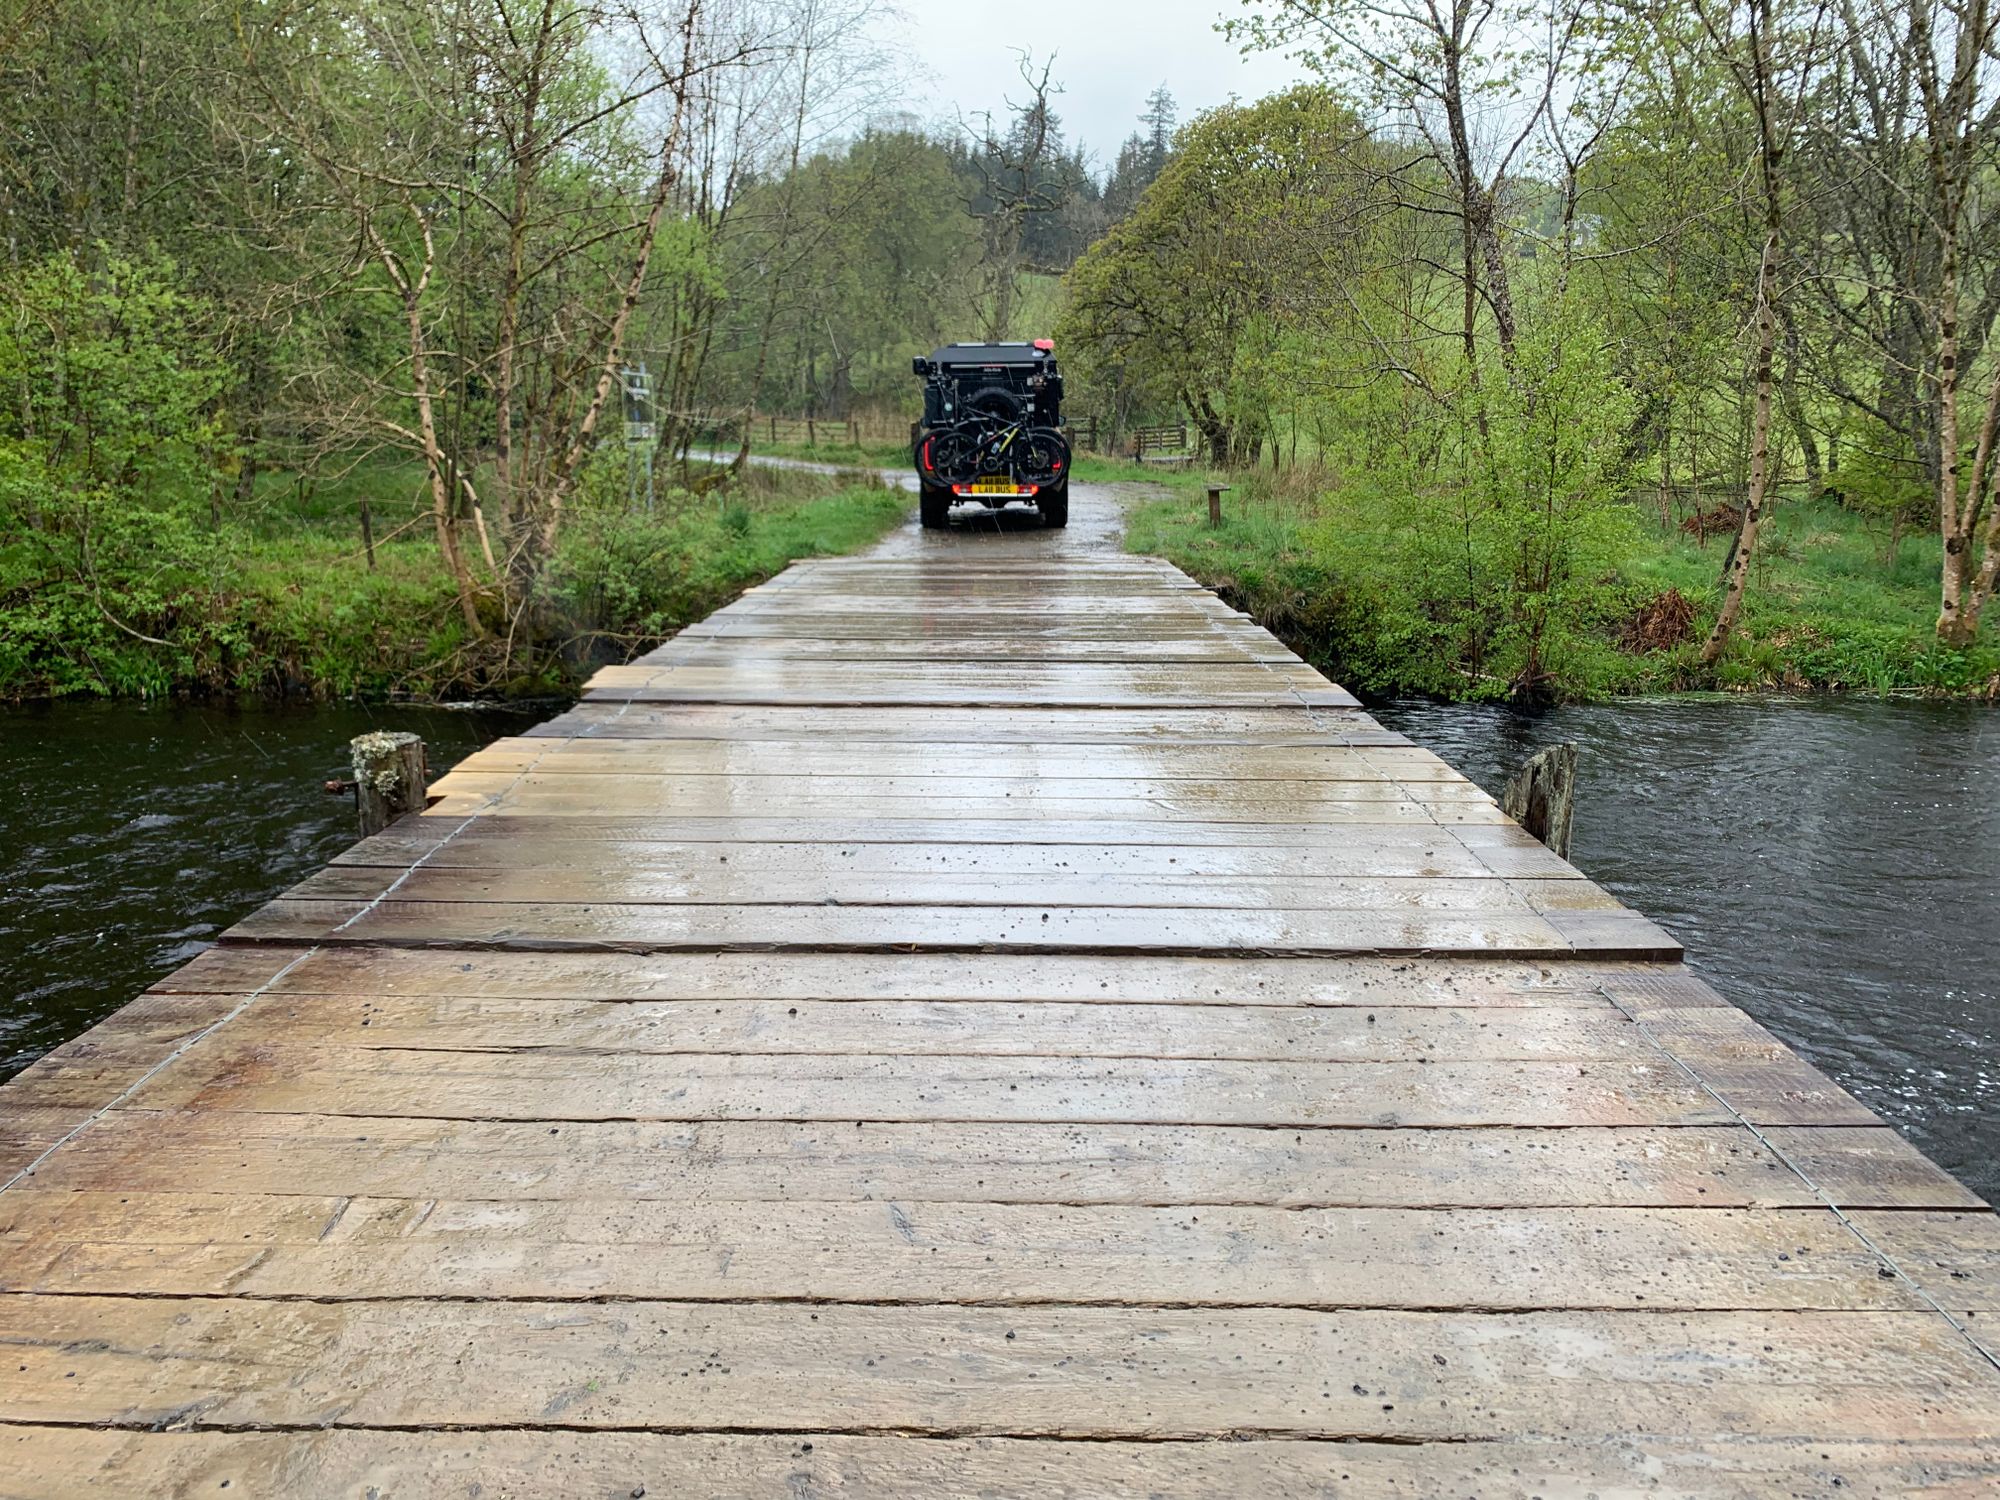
left=3, top=0, right=2000, bottom=699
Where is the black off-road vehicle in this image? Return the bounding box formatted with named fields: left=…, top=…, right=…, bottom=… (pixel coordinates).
left=911, top=341, right=1071, bottom=529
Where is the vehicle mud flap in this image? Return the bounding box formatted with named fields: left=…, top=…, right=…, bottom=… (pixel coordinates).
left=1039, top=483, right=1068, bottom=529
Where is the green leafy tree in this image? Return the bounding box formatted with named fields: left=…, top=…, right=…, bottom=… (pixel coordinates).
left=1307, top=308, right=1642, bottom=698
left=0, top=250, right=229, bottom=686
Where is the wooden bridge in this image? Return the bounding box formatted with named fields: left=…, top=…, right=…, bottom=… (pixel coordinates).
left=3, top=493, right=1998, bottom=1495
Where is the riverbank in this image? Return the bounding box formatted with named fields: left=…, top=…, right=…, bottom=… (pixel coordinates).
left=0, top=462, right=908, bottom=702
left=1116, top=464, right=2000, bottom=701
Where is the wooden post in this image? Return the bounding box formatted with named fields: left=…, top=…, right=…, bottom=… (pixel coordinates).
left=807, top=416, right=816, bottom=446
left=1207, top=484, right=1232, bottom=528
left=359, top=497, right=376, bottom=570
left=769, top=413, right=777, bottom=443
left=1502, top=742, right=1577, bottom=860
left=350, top=731, right=428, bottom=836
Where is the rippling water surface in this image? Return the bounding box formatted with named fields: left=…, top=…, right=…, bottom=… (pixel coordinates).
left=3, top=693, right=1994, bottom=1205
left=1376, top=695, right=2000, bottom=1203
left=0, top=700, right=524, bottom=1077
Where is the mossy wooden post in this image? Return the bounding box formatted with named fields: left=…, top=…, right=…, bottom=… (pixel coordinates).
left=350, top=731, right=428, bottom=836
left=1503, top=742, right=1577, bottom=860
left=1207, top=485, right=1232, bottom=528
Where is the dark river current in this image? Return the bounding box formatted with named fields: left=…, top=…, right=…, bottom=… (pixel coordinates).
left=1, top=694, right=1994, bottom=1203
left=1375, top=695, right=2000, bottom=1202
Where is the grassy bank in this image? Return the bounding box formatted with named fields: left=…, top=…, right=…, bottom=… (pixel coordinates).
left=1120, top=465, right=2000, bottom=701
left=1, top=461, right=908, bottom=701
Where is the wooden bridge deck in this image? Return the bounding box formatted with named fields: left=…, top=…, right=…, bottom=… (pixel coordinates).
left=4, top=518, right=2000, bottom=1495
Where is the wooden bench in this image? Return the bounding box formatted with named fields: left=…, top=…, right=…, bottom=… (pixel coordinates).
left=1134, top=421, right=1194, bottom=467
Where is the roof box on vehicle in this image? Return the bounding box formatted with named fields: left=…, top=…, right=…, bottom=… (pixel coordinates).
left=928, top=342, right=1054, bottom=366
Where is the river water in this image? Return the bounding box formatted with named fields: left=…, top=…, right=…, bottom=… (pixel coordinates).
left=0, top=701, right=526, bottom=1078
left=1, top=694, right=1993, bottom=1204
left=1376, top=695, right=2000, bottom=1202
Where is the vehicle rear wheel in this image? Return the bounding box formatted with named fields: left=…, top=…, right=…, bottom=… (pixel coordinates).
left=1039, top=483, right=1069, bottom=529
left=920, top=485, right=951, bottom=529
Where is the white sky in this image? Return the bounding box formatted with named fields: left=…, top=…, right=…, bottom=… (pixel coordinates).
left=896, top=0, right=1310, bottom=165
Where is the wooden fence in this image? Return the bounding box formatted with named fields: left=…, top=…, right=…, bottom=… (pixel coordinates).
left=666, top=411, right=1105, bottom=453
left=1134, top=422, right=1194, bottom=465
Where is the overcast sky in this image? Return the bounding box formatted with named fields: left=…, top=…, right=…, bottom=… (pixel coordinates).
left=897, top=1, right=1310, bottom=165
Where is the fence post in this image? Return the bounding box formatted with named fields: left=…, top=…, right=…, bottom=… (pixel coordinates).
left=349, top=731, right=428, bottom=837
left=769, top=413, right=777, bottom=443
left=1502, top=743, right=1578, bottom=860
left=1207, top=484, right=1231, bottom=528
left=807, top=416, right=816, bottom=446
left=359, top=497, right=376, bottom=570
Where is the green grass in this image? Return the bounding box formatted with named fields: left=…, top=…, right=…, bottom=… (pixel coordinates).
left=1122, top=472, right=2000, bottom=700
left=0, top=460, right=910, bottom=701
left=745, top=437, right=911, bottom=468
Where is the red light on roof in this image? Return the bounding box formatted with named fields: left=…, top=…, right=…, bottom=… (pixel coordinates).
left=1032, top=338, right=1054, bottom=351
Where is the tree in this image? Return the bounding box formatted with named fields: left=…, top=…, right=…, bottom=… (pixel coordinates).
left=1231, top=0, right=1599, bottom=369
left=1061, top=87, right=1386, bottom=463
left=234, top=0, right=711, bottom=642
left=961, top=53, right=1074, bottom=338
left=1679, top=0, right=1831, bottom=664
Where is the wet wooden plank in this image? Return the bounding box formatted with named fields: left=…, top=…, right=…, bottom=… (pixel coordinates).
left=581, top=668, right=1359, bottom=709
left=447, top=736, right=1469, bottom=780
left=154, top=944, right=1633, bottom=1007
left=333, top=832, right=1531, bottom=880
left=113, top=1043, right=1749, bottom=1127
left=646, top=636, right=1302, bottom=663
left=523, top=702, right=1407, bottom=744
left=341, top=814, right=1508, bottom=859
left=1, top=1113, right=1900, bottom=1209
left=225, top=896, right=1624, bottom=958
left=1632, top=1006, right=1880, bottom=1125
left=12, top=1428, right=1999, bottom=1500
left=421, top=769, right=1498, bottom=806
left=423, top=777, right=1487, bottom=823
left=0, top=1109, right=77, bottom=1185
left=0, top=1195, right=1923, bottom=1311
left=85, top=991, right=1649, bottom=1062
left=289, top=865, right=1564, bottom=914
left=1762, top=1128, right=1990, bottom=1211
left=1850, top=1211, right=2000, bottom=1313
left=4, top=1297, right=1994, bottom=1441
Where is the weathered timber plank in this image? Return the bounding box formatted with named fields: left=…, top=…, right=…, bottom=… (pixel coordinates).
left=1633, top=1007, right=1878, bottom=1126
left=521, top=703, right=1406, bottom=743
left=0, top=1109, right=77, bottom=1184
left=0, top=1195, right=1926, bottom=1311
left=422, top=778, right=1498, bottom=823
left=1763, top=1128, right=1990, bottom=1210
left=112, top=1044, right=1752, bottom=1127
left=4, top=1297, right=1997, bottom=1439
left=224, top=898, right=1612, bottom=958
left=580, top=678, right=1358, bottom=710
left=340, top=816, right=1518, bottom=861
left=147, top=945, right=1651, bottom=1006
left=22, top=1114, right=1959, bottom=1210
left=426, top=776, right=1488, bottom=812
left=333, top=832, right=1562, bottom=880
left=10, top=1428, right=1999, bottom=1500
left=287, top=866, right=1566, bottom=914
left=1849, top=1210, right=2000, bottom=1314
left=82, top=993, right=1646, bottom=1062
left=644, top=637, right=1301, bottom=663
left=445, top=737, right=1468, bottom=780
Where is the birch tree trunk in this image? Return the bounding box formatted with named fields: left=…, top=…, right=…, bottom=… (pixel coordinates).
left=1701, top=221, right=1778, bottom=664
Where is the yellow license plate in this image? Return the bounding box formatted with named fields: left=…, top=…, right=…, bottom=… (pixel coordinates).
left=970, top=477, right=1020, bottom=494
